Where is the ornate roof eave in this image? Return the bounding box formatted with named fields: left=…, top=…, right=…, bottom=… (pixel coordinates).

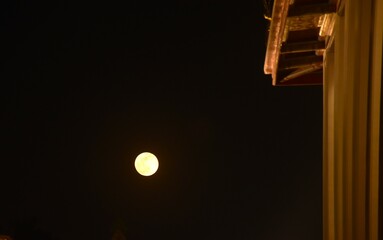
left=264, top=0, right=290, bottom=85
left=264, top=0, right=338, bottom=86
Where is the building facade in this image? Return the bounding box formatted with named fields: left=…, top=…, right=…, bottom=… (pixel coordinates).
left=264, top=0, right=383, bottom=239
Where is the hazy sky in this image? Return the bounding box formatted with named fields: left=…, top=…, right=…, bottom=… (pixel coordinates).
left=2, top=1, right=323, bottom=239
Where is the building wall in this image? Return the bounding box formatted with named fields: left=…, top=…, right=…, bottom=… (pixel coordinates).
left=323, top=0, right=383, bottom=240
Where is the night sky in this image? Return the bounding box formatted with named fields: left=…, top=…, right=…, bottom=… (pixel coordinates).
left=1, top=1, right=323, bottom=239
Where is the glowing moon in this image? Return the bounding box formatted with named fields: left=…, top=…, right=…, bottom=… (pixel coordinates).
left=134, top=152, right=159, bottom=176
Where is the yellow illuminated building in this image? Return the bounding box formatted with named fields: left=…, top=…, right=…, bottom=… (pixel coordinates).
left=264, top=0, right=382, bottom=239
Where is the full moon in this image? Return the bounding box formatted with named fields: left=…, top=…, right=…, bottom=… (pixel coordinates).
left=134, top=152, right=159, bottom=176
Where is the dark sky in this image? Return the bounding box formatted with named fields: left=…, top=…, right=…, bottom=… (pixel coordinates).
left=1, top=1, right=323, bottom=239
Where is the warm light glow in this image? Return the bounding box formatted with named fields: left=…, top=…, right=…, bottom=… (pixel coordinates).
left=134, top=152, right=159, bottom=176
